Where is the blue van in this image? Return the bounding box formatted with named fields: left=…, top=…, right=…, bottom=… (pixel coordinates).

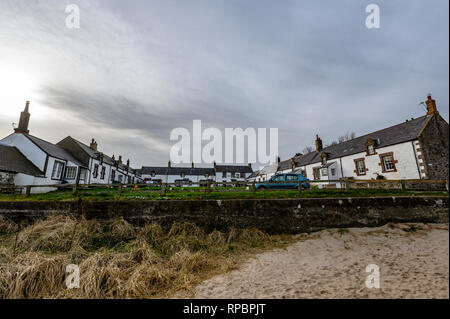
left=255, top=173, right=310, bottom=190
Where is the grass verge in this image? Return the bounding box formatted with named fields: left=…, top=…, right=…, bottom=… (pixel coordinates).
left=0, top=187, right=447, bottom=201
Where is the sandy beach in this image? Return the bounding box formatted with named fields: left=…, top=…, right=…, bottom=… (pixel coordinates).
left=194, top=223, right=449, bottom=299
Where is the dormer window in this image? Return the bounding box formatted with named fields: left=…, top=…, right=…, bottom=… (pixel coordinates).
left=365, top=138, right=377, bottom=156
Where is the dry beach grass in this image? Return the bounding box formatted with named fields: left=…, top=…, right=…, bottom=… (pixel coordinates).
left=0, top=215, right=293, bottom=299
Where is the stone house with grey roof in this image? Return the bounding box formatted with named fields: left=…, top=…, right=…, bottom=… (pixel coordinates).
left=273, top=95, right=448, bottom=187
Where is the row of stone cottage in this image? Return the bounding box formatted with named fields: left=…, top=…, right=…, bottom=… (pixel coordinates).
left=248, top=95, right=449, bottom=187
left=0, top=102, right=254, bottom=193
left=0, top=102, right=143, bottom=193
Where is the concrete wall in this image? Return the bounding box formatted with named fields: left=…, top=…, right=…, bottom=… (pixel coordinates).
left=0, top=197, right=447, bottom=234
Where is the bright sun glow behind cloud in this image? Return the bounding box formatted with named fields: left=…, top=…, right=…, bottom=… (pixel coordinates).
left=0, top=62, right=38, bottom=116
left=0, top=62, right=55, bottom=123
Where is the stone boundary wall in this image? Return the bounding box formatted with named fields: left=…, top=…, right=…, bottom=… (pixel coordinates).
left=0, top=197, right=448, bottom=234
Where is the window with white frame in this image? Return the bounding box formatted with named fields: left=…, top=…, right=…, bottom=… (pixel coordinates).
left=65, top=166, right=77, bottom=180
left=93, top=164, right=99, bottom=178
left=100, top=166, right=106, bottom=180
left=354, top=159, right=366, bottom=176
left=330, top=168, right=336, bottom=176
left=367, top=144, right=375, bottom=155
left=235, top=173, right=240, bottom=178
left=320, top=168, right=328, bottom=176
left=382, top=155, right=395, bottom=172
left=52, top=161, right=65, bottom=179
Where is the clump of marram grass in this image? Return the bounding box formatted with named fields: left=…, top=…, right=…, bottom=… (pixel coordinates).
left=0, top=215, right=294, bottom=299
left=14, top=215, right=82, bottom=253
left=0, top=216, right=19, bottom=236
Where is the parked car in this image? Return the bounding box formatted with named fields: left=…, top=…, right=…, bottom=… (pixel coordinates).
left=255, top=173, right=310, bottom=190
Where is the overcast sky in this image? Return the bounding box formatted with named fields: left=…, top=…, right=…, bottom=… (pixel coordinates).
left=0, top=0, right=448, bottom=169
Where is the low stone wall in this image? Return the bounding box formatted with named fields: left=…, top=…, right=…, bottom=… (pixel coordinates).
left=348, top=180, right=448, bottom=191
left=0, top=197, right=448, bottom=234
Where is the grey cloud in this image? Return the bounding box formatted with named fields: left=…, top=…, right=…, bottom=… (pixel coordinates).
left=0, top=0, right=448, bottom=166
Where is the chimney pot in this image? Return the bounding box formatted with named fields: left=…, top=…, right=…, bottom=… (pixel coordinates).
left=315, top=134, right=323, bottom=152
left=168, top=161, right=171, bottom=168
left=14, top=101, right=31, bottom=134
left=90, top=138, right=98, bottom=151
left=425, top=94, right=438, bottom=115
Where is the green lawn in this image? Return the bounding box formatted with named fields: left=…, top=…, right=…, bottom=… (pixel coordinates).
left=0, top=186, right=447, bottom=201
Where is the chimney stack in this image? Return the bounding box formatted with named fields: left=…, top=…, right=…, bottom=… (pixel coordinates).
left=118, top=155, right=122, bottom=164
left=126, top=159, right=130, bottom=167
left=14, top=101, right=31, bottom=134
left=191, top=162, right=194, bottom=168
left=90, top=138, right=98, bottom=151
left=291, top=158, right=296, bottom=170
left=248, top=163, right=252, bottom=168
left=315, top=135, right=323, bottom=152
left=168, top=161, right=171, bottom=168
left=277, top=156, right=281, bottom=163
left=213, top=161, right=217, bottom=170
left=425, top=94, right=438, bottom=115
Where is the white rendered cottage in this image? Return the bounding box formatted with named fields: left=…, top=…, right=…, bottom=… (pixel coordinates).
left=274, top=95, right=449, bottom=187
left=1, top=102, right=88, bottom=192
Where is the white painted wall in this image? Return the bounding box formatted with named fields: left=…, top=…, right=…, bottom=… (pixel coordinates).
left=13, top=174, right=57, bottom=194
left=338, top=140, right=421, bottom=180
left=1, top=133, right=47, bottom=172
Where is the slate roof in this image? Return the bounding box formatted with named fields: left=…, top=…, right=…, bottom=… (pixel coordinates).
left=278, top=159, right=293, bottom=171
left=0, top=144, right=44, bottom=176
left=61, top=137, right=140, bottom=174
left=23, top=134, right=86, bottom=167
left=215, top=165, right=253, bottom=174
left=281, top=115, right=429, bottom=169
left=259, top=163, right=278, bottom=175
left=247, top=170, right=260, bottom=179
left=141, top=166, right=215, bottom=176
